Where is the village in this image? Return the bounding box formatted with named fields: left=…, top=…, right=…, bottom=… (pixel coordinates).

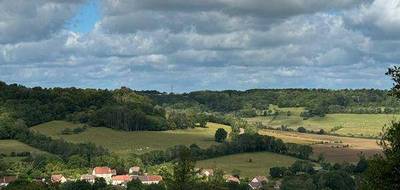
left=0, top=165, right=272, bottom=190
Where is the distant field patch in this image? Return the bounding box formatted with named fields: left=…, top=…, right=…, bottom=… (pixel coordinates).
left=32, top=121, right=231, bottom=157
left=196, top=152, right=299, bottom=177
left=246, top=107, right=399, bottom=137
left=259, top=129, right=382, bottom=163
left=0, top=140, right=48, bottom=155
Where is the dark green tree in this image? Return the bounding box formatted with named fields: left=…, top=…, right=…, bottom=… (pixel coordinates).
left=214, top=128, right=228, bottom=142
left=92, top=177, right=107, bottom=190
left=4, top=180, right=50, bottom=190
left=165, top=147, right=198, bottom=190
left=361, top=67, right=400, bottom=189
left=60, top=180, right=92, bottom=190
left=127, top=178, right=144, bottom=190
left=270, top=167, right=288, bottom=178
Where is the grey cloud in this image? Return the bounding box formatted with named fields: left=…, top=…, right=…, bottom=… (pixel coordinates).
left=346, top=0, right=400, bottom=39
left=0, top=0, right=396, bottom=92
left=98, top=0, right=364, bottom=34
left=0, top=0, right=86, bottom=44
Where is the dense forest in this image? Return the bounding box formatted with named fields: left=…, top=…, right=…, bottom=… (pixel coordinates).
left=139, top=89, right=400, bottom=116
left=0, top=82, right=169, bottom=130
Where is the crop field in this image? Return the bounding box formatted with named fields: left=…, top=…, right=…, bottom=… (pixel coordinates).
left=32, top=121, right=231, bottom=157
left=196, top=152, right=300, bottom=177
left=259, top=129, right=382, bottom=163
left=246, top=107, right=400, bottom=137
left=0, top=140, right=48, bottom=155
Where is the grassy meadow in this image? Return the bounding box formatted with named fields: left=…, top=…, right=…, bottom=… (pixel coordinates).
left=31, top=121, right=231, bottom=157
left=246, top=106, right=399, bottom=137
left=0, top=140, right=49, bottom=155
left=196, top=152, right=299, bottom=177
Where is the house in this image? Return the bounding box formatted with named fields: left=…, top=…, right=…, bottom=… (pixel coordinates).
left=138, top=175, right=163, bottom=185
left=0, top=176, right=17, bottom=187
left=51, top=174, right=67, bottom=184
left=80, top=174, right=96, bottom=183
left=226, top=176, right=240, bottom=184
left=248, top=176, right=268, bottom=189
left=199, top=169, right=214, bottom=177
left=129, top=166, right=141, bottom=176
left=112, top=175, right=132, bottom=186
left=92, top=167, right=116, bottom=182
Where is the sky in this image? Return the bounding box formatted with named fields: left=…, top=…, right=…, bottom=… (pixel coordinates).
left=0, top=0, right=399, bottom=92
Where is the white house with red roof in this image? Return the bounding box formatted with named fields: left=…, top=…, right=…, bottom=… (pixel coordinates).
left=111, top=175, right=132, bottom=186
left=92, top=167, right=116, bottom=183
left=138, top=175, right=163, bottom=184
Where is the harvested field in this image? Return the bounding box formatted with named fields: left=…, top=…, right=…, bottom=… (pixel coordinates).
left=259, top=129, right=382, bottom=163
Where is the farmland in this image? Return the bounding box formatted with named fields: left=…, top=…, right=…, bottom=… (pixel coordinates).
left=245, top=106, right=399, bottom=137
left=31, top=121, right=231, bottom=157
left=259, top=129, right=381, bottom=162
left=196, top=152, right=300, bottom=177
left=0, top=140, right=49, bottom=156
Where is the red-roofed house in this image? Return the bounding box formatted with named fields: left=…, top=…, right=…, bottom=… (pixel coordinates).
left=92, top=167, right=116, bottom=183
left=112, top=175, right=132, bottom=186
left=226, top=176, right=240, bottom=184
left=0, top=176, right=17, bottom=187
left=51, top=174, right=67, bottom=184
left=138, top=175, right=163, bottom=184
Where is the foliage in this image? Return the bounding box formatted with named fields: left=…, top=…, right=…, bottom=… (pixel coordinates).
left=0, top=82, right=171, bottom=131
left=360, top=67, right=400, bottom=189
left=214, top=128, right=228, bottom=142
left=141, top=88, right=400, bottom=114
left=141, top=133, right=312, bottom=166
left=4, top=180, right=50, bottom=190
left=270, top=167, right=288, bottom=178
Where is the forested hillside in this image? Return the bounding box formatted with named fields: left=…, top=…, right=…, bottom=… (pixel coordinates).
left=0, top=81, right=167, bottom=131
left=139, top=88, right=400, bottom=115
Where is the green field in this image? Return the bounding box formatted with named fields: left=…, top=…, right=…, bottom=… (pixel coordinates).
left=246, top=107, right=399, bottom=137
left=0, top=140, right=48, bottom=155
left=196, top=152, right=299, bottom=177
left=32, top=121, right=231, bottom=157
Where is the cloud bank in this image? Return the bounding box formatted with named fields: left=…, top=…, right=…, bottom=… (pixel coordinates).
left=0, top=0, right=398, bottom=92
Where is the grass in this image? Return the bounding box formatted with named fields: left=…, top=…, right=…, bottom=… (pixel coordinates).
left=246, top=107, right=400, bottom=137
left=0, top=140, right=49, bottom=155
left=196, top=152, right=300, bottom=177
left=32, top=121, right=231, bottom=157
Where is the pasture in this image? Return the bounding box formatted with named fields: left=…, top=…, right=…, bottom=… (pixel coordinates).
left=196, top=152, right=300, bottom=177
left=259, top=129, right=382, bottom=163
left=0, top=140, right=49, bottom=155
left=246, top=107, right=399, bottom=137
left=31, top=121, right=231, bottom=157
